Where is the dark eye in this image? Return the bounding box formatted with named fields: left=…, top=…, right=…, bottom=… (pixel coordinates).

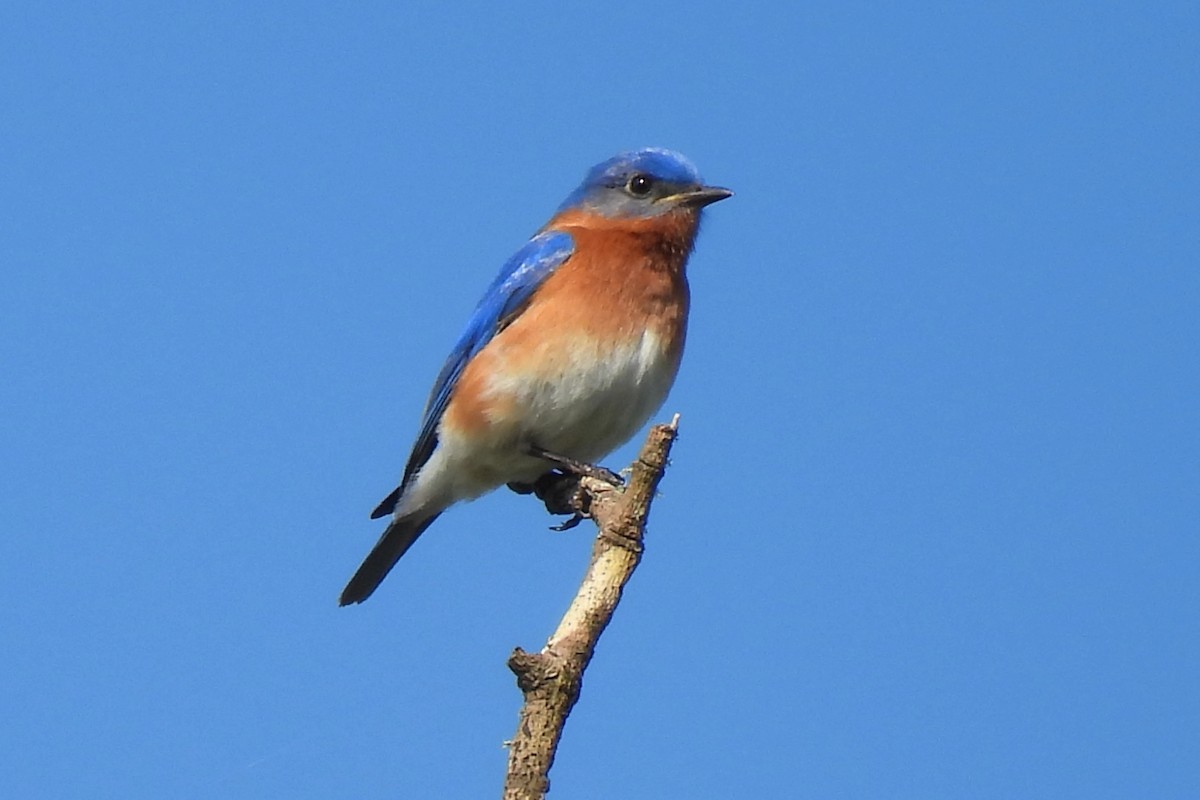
left=627, top=173, right=654, bottom=197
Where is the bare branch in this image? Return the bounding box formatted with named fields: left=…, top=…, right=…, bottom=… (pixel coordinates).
left=502, top=417, right=680, bottom=800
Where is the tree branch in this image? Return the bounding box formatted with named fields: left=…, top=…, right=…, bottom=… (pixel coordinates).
left=502, top=416, right=680, bottom=800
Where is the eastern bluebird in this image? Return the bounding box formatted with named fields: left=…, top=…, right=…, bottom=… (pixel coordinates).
left=340, top=148, right=731, bottom=605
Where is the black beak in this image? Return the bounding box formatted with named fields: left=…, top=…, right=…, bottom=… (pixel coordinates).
left=672, top=185, right=734, bottom=208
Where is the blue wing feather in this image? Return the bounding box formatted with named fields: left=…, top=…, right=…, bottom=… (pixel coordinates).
left=370, top=230, right=575, bottom=518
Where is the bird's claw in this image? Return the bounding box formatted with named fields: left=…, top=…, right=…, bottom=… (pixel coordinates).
left=550, top=513, right=586, bottom=532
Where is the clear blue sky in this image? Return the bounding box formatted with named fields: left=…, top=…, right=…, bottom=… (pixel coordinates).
left=2, top=2, right=1196, bottom=798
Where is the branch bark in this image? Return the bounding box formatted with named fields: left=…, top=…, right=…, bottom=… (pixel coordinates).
left=502, top=416, right=680, bottom=800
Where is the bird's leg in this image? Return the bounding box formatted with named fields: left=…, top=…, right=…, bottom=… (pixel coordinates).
left=522, top=443, right=624, bottom=486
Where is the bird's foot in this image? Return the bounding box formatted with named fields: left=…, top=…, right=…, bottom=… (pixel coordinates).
left=508, top=470, right=596, bottom=529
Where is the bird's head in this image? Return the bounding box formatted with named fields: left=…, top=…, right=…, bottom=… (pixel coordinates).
left=557, top=148, right=732, bottom=219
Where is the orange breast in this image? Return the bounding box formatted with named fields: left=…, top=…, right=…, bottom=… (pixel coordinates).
left=441, top=210, right=696, bottom=440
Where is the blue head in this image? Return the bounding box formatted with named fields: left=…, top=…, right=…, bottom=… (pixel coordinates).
left=557, top=148, right=732, bottom=218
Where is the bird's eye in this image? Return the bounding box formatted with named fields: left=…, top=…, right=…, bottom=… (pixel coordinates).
left=627, top=174, right=654, bottom=197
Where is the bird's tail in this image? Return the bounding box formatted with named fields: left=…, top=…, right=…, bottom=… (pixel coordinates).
left=339, top=512, right=440, bottom=605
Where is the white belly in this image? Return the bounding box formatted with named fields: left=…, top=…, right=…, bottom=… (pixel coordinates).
left=503, top=329, right=678, bottom=463
left=400, top=329, right=678, bottom=516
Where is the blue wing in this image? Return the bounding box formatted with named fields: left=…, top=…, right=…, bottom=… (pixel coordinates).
left=370, top=230, right=575, bottom=518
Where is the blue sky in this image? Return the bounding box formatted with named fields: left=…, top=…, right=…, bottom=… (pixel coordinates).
left=2, top=2, right=1196, bottom=797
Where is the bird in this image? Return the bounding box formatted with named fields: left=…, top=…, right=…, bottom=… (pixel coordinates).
left=340, top=148, right=731, bottom=605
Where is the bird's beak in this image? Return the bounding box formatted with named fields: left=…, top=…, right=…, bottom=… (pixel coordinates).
left=662, top=185, right=734, bottom=208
